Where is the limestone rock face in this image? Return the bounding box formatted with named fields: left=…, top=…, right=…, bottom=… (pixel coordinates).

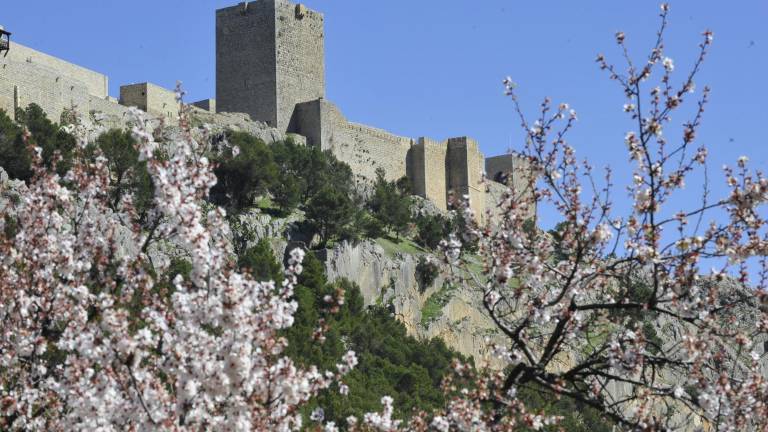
left=189, top=109, right=306, bottom=146
left=320, top=239, right=502, bottom=363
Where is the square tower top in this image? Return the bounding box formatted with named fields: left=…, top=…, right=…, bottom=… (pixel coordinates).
left=216, top=0, right=325, bottom=132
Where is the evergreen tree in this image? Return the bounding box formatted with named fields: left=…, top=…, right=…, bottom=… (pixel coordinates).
left=0, top=109, right=26, bottom=180
left=415, top=213, right=453, bottom=250
left=209, top=131, right=278, bottom=213
left=368, top=169, right=412, bottom=238
left=0, top=104, right=76, bottom=181
left=306, top=185, right=355, bottom=246
left=237, top=238, right=283, bottom=282
left=272, top=172, right=302, bottom=213
left=91, top=129, right=154, bottom=221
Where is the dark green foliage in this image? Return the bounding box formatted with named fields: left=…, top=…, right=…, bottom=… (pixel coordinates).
left=522, top=218, right=538, bottom=237
left=0, top=109, right=26, bottom=180
left=305, top=186, right=356, bottom=246
left=416, top=256, right=439, bottom=293
left=90, top=129, right=154, bottom=221
left=271, top=173, right=302, bottom=213
left=320, top=306, right=460, bottom=422
left=515, top=383, right=615, bottom=432
left=369, top=169, right=412, bottom=239
left=642, top=320, right=663, bottom=354
left=355, top=210, right=386, bottom=240
left=3, top=214, right=18, bottom=238
left=17, top=104, right=77, bottom=177
left=240, top=245, right=462, bottom=425
left=238, top=238, right=283, bottom=283
left=415, top=213, right=453, bottom=250
left=271, top=139, right=355, bottom=203
left=210, top=131, right=278, bottom=212
left=0, top=104, right=76, bottom=181
left=207, top=136, right=360, bottom=233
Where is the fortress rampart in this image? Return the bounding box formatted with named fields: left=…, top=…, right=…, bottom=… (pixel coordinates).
left=0, top=42, right=132, bottom=128
left=120, top=82, right=180, bottom=120
left=6, top=43, right=108, bottom=98
left=0, top=0, right=534, bottom=222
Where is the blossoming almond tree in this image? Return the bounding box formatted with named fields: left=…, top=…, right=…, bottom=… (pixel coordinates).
left=0, top=92, right=356, bottom=431
left=2, top=4, right=767, bottom=432
left=424, top=4, right=767, bottom=431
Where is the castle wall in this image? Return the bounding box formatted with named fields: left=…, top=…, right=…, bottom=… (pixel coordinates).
left=5, top=43, right=108, bottom=99
left=1, top=3, right=534, bottom=226
left=275, top=1, right=325, bottom=132
left=119, top=83, right=148, bottom=111
left=0, top=45, right=121, bottom=124
left=292, top=98, right=412, bottom=187
left=485, top=154, right=532, bottom=194
left=191, top=98, right=216, bottom=113
left=120, top=83, right=179, bottom=121
left=214, top=0, right=526, bottom=222
left=484, top=153, right=536, bottom=221
left=410, top=137, right=447, bottom=211
left=447, top=137, right=485, bottom=220
left=217, top=1, right=278, bottom=125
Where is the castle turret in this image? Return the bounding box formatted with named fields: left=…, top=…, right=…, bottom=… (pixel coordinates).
left=216, top=0, right=325, bottom=132
left=447, top=137, right=485, bottom=220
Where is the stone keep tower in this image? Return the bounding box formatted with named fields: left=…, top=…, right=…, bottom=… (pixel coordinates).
left=216, top=0, right=325, bottom=132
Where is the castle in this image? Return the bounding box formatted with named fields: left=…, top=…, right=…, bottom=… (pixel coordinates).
left=0, top=0, right=531, bottom=220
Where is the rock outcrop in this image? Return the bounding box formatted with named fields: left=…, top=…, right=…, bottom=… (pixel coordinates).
left=319, top=239, right=503, bottom=364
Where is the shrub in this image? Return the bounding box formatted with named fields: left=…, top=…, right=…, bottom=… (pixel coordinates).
left=415, top=213, right=453, bottom=250
left=0, top=104, right=76, bottom=181
left=209, top=131, right=278, bottom=212
left=90, top=129, right=154, bottom=221
left=415, top=255, right=439, bottom=293
left=306, top=185, right=355, bottom=246
left=368, top=169, right=412, bottom=238
left=238, top=238, right=283, bottom=282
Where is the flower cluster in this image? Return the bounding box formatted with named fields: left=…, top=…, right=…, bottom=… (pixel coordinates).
left=0, top=88, right=356, bottom=430
left=433, top=4, right=768, bottom=431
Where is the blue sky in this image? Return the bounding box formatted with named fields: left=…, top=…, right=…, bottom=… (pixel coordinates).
left=4, top=1, right=767, bottom=232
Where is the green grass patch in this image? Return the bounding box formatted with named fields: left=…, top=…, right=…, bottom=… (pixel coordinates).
left=255, top=196, right=275, bottom=210
left=581, top=321, right=613, bottom=356
left=463, top=255, right=485, bottom=279
left=376, top=237, right=426, bottom=258
left=420, top=282, right=457, bottom=327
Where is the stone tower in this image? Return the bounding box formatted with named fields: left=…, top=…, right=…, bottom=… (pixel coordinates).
left=216, top=0, right=325, bottom=132
left=446, top=137, right=485, bottom=219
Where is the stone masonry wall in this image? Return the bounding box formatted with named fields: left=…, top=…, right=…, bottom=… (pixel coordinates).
left=120, top=82, right=179, bottom=121
left=0, top=42, right=289, bottom=143
left=293, top=98, right=498, bottom=218
left=484, top=153, right=536, bottom=220
left=216, top=0, right=324, bottom=133
left=275, top=0, right=324, bottom=132
left=292, top=98, right=412, bottom=187
left=0, top=44, right=127, bottom=125
left=5, top=43, right=108, bottom=99
left=409, top=137, right=447, bottom=211
left=447, top=137, right=485, bottom=220
left=191, top=98, right=216, bottom=113
left=216, top=1, right=278, bottom=126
